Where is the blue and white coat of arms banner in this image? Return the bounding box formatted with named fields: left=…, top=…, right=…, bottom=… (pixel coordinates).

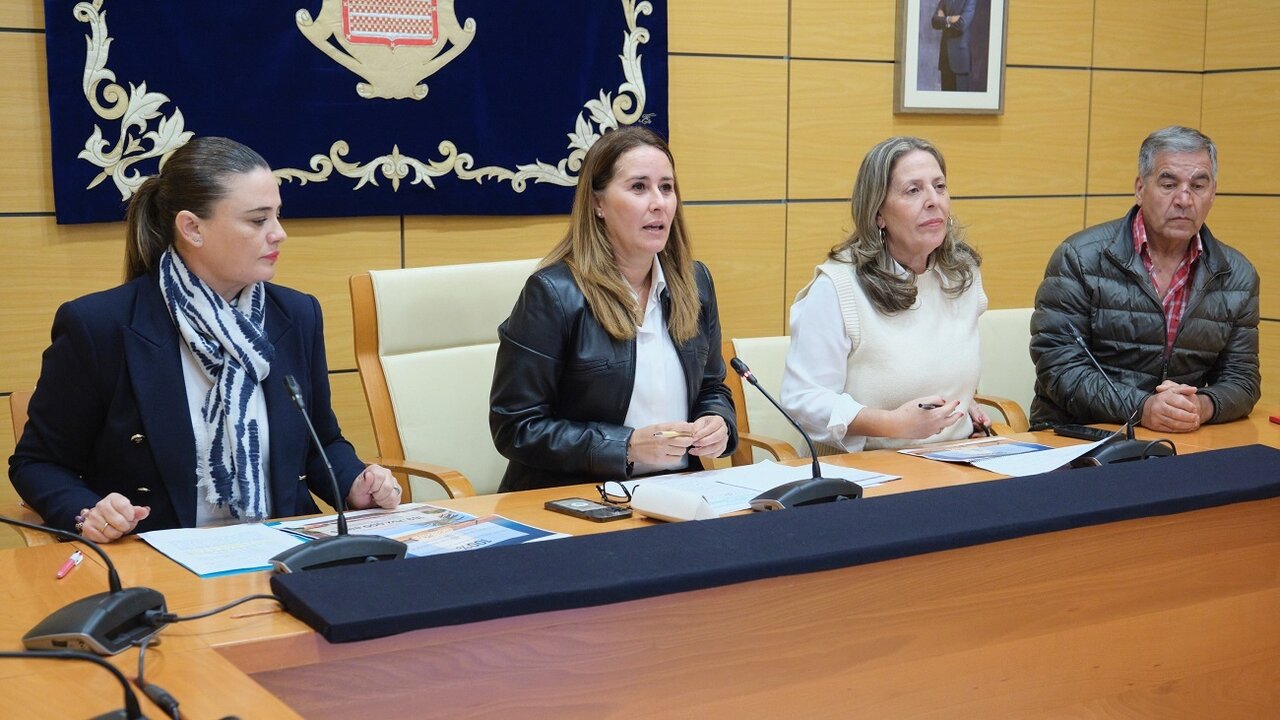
left=44, top=1, right=669, bottom=223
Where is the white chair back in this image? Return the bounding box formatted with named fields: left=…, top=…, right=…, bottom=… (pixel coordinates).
left=731, top=336, right=806, bottom=460
left=977, top=307, right=1036, bottom=420
left=369, top=258, right=539, bottom=497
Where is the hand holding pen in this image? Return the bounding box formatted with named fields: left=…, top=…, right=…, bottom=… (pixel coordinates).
left=900, top=397, right=963, bottom=439
left=628, top=422, right=696, bottom=466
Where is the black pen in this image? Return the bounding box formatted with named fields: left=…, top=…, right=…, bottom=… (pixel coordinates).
left=918, top=403, right=942, bottom=410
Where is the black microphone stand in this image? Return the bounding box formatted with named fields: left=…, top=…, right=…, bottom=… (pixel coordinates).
left=729, top=357, right=863, bottom=510
left=269, top=375, right=407, bottom=573
left=0, top=515, right=165, bottom=656
left=1067, top=325, right=1176, bottom=466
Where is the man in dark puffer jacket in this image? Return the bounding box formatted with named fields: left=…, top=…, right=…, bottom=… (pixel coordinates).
left=1030, top=126, right=1259, bottom=432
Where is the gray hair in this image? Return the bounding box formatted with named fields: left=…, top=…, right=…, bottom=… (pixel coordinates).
left=1138, top=126, right=1217, bottom=179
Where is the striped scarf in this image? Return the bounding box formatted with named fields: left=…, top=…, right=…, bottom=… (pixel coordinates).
left=159, top=248, right=274, bottom=521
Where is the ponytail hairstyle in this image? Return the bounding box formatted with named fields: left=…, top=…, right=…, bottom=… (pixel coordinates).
left=541, top=125, right=701, bottom=342
left=124, top=137, right=271, bottom=280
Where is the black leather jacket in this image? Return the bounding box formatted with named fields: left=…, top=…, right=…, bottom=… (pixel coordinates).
left=490, top=260, right=738, bottom=492
left=1030, top=206, right=1260, bottom=428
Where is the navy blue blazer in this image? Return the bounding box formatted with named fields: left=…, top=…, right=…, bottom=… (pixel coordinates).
left=9, top=272, right=365, bottom=534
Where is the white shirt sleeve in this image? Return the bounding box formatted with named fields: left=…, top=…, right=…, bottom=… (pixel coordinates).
left=780, top=274, right=868, bottom=452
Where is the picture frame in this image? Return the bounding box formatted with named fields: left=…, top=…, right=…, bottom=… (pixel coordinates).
left=894, top=0, right=1008, bottom=115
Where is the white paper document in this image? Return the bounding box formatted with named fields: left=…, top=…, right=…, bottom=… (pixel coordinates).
left=970, top=439, right=1108, bottom=476
left=623, top=461, right=898, bottom=516
left=138, top=523, right=304, bottom=578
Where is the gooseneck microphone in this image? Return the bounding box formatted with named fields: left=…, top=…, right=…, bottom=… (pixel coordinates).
left=0, top=649, right=147, bottom=719
left=1065, top=324, right=1175, bottom=465
left=729, top=357, right=862, bottom=510
left=269, top=374, right=407, bottom=573
left=0, top=515, right=165, bottom=656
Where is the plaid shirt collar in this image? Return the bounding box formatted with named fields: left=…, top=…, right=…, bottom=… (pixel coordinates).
left=1132, top=212, right=1202, bottom=355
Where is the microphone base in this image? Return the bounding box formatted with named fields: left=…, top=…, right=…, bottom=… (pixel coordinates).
left=749, top=476, right=863, bottom=511
left=23, top=587, right=166, bottom=656
left=271, top=534, right=407, bottom=573
left=1071, top=438, right=1176, bottom=467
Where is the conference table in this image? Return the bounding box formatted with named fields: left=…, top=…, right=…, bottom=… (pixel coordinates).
left=2, top=415, right=1278, bottom=718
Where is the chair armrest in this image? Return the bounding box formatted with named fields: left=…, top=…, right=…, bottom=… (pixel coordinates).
left=730, top=432, right=801, bottom=467
left=0, top=502, right=56, bottom=546
left=368, top=457, right=477, bottom=498
left=974, top=393, right=1029, bottom=433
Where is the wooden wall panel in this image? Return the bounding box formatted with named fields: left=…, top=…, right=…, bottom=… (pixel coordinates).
left=270, top=217, right=402, bottom=371
left=686, top=203, right=787, bottom=339
left=788, top=63, right=1090, bottom=200
left=953, top=197, right=1085, bottom=310
left=1005, top=0, right=1095, bottom=68
left=668, top=0, right=786, bottom=57
left=1093, top=1, right=1206, bottom=71
left=0, top=1, right=41, bottom=29
left=1086, top=71, right=1203, bottom=195
left=788, top=60, right=890, bottom=200
left=0, top=218, right=121, bottom=390
left=789, top=0, right=895, bottom=61
left=1199, top=196, right=1278, bottom=320
left=404, top=215, right=565, bottom=267
left=668, top=56, right=788, bottom=202
left=1202, top=71, right=1280, bottom=195
left=1205, top=2, right=1280, bottom=70
left=330, top=372, right=377, bottom=462
left=784, top=201, right=848, bottom=318
left=1083, top=197, right=1134, bottom=229
left=0, top=32, right=54, bottom=213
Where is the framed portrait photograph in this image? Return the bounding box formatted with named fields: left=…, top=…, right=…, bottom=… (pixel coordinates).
left=894, top=0, right=1008, bottom=114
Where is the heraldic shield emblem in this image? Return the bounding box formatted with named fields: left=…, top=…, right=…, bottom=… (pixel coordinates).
left=297, top=0, right=476, bottom=100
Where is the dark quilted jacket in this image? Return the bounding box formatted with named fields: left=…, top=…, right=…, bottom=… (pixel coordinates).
left=1029, top=206, right=1260, bottom=429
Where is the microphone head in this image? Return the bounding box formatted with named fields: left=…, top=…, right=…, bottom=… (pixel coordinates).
left=729, top=357, right=750, bottom=377
left=282, top=375, right=305, bottom=410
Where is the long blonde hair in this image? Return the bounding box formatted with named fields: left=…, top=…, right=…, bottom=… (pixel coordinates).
left=542, top=126, right=700, bottom=342
left=829, top=136, right=980, bottom=314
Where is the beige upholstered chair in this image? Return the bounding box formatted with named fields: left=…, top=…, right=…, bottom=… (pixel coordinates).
left=350, top=258, right=540, bottom=500
left=722, top=338, right=802, bottom=466
left=6, top=390, right=54, bottom=546
left=975, top=307, right=1035, bottom=432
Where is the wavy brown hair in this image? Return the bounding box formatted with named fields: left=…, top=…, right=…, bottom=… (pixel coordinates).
left=124, top=137, right=270, bottom=281
left=541, top=126, right=700, bottom=342
left=829, top=136, right=980, bottom=314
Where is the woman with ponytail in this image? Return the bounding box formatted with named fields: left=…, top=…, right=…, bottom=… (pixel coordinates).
left=10, top=137, right=401, bottom=541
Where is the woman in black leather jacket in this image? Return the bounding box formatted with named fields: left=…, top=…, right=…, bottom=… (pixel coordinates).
left=489, top=126, right=738, bottom=492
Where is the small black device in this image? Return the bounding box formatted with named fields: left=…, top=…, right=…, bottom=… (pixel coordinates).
left=544, top=498, right=633, bottom=522
left=1052, top=423, right=1116, bottom=442
left=0, top=514, right=166, bottom=656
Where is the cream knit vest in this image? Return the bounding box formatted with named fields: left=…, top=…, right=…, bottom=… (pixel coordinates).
left=806, top=258, right=987, bottom=451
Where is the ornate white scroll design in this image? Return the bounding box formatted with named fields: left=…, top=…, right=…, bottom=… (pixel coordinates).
left=73, top=0, right=654, bottom=198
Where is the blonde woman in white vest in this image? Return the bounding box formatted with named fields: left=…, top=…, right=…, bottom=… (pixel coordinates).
left=780, top=136, right=990, bottom=453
